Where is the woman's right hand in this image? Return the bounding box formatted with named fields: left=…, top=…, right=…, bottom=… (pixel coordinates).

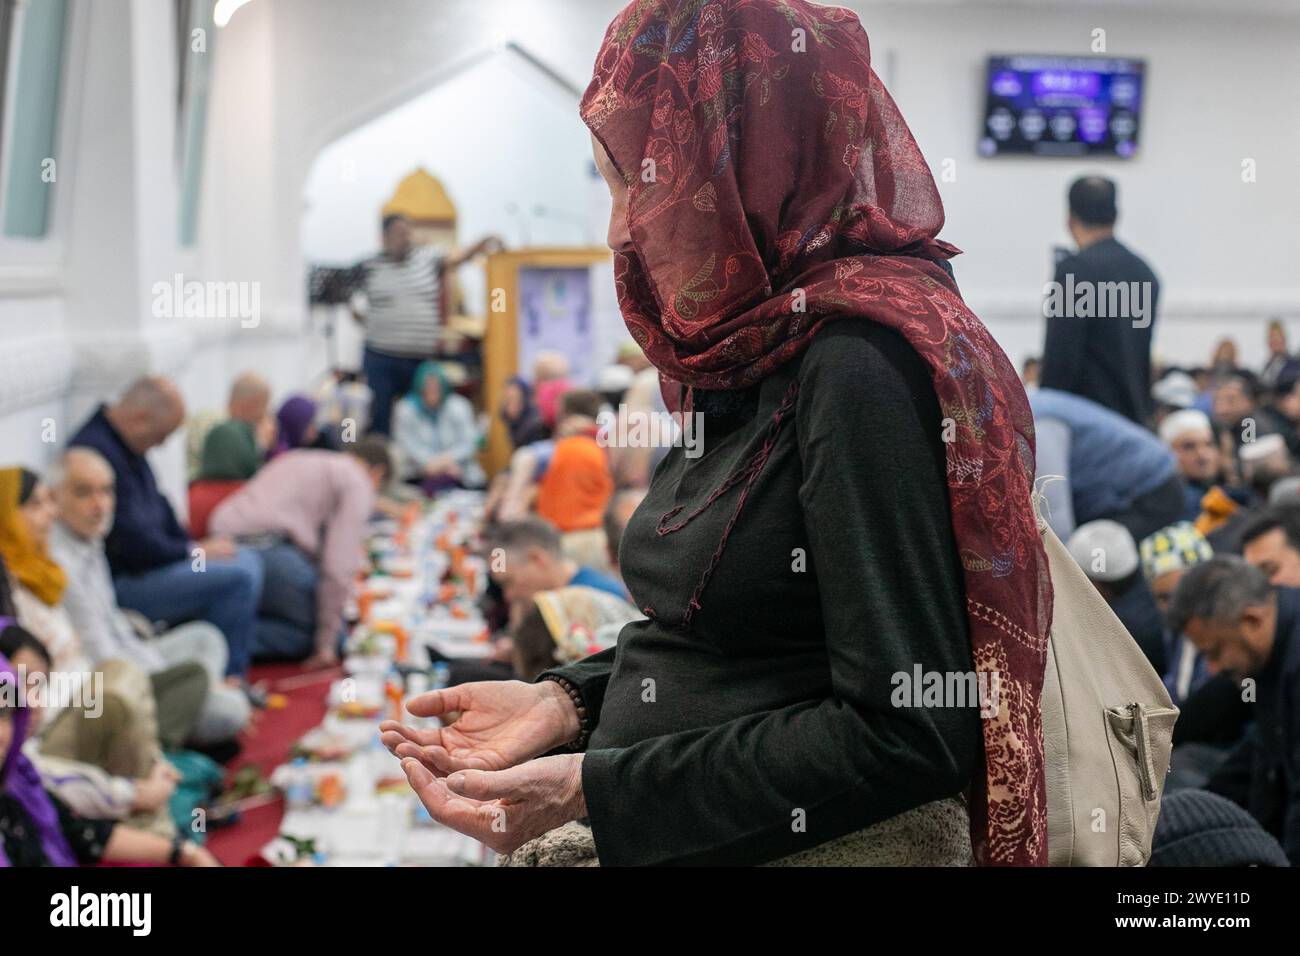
left=379, top=680, right=580, bottom=776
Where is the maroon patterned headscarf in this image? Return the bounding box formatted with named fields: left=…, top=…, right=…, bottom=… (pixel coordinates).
left=583, top=0, right=1053, bottom=865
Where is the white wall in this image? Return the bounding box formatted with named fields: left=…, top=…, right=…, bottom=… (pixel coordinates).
left=0, top=0, right=328, bottom=515
left=303, top=52, right=598, bottom=264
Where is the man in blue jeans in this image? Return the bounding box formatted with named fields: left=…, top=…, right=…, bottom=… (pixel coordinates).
left=247, top=540, right=320, bottom=661
left=361, top=347, right=423, bottom=439
left=69, top=377, right=263, bottom=684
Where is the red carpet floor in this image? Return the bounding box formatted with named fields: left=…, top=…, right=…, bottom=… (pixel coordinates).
left=206, top=662, right=340, bottom=866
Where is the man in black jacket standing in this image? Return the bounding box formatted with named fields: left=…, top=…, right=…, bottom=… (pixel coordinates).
left=1040, top=176, right=1160, bottom=425
left=1169, top=556, right=1300, bottom=864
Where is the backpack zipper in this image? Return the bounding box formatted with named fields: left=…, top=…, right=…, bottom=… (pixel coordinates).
left=1128, top=701, right=1157, bottom=801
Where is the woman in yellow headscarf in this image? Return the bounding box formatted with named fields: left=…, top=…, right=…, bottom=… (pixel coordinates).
left=0, top=468, right=66, bottom=608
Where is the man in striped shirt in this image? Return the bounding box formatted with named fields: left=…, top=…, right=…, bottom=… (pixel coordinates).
left=352, top=214, right=501, bottom=434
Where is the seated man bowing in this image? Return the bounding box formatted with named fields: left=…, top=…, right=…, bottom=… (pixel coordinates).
left=1169, top=556, right=1300, bottom=864
left=209, top=438, right=392, bottom=668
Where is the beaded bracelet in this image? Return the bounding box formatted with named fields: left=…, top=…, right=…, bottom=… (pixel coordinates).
left=541, top=674, right=591, bottom=751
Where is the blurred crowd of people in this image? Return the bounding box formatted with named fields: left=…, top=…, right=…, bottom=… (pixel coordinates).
left=0, top=325, right=662, bottom=867
left=1023, top=320, right=1300, bottom=861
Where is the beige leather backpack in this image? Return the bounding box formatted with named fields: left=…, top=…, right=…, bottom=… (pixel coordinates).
left=1037, top=505, right=1180, bottom=866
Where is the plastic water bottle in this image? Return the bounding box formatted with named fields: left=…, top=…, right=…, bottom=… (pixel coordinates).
left=285, top=757, right=313, bottom=810
left=431, top=662, right=451, bottom=691
left=419, top=547, right=436, bottom=609
left=405, top=671, right=429, bottom=728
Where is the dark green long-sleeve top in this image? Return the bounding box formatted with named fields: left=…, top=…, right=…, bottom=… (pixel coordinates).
left=541, top=321, right=981, bottom=866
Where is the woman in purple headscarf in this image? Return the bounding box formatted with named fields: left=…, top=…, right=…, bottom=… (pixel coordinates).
left=500, top=376, right=548, bottom=450
left=0, top=622, right=220, bottom=866
left=270, top=395, right=321, bottom=458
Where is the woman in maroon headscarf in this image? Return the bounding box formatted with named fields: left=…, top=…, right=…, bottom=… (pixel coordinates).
left=385, top=0, right=1051, bottom=866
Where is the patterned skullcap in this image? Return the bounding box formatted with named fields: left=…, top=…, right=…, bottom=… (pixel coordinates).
left=1140, top=521, right=1213, bottom=583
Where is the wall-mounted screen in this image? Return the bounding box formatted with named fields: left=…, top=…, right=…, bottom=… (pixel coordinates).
left=979, top=55, right=1145, bottom=158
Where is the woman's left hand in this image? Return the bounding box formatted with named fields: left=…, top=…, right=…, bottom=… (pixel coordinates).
left=400, top=753, right=586, bottom=855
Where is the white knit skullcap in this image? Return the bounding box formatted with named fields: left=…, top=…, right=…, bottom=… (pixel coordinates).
left=1152, top=371, right=1199, bottom=410
left=1158, top=409, right=1212, bottom=446
left=1239, top=433, right=1287, bottom=463
left=1067, top=520, right=1140, bottom=582
left=596, top=364, right=635, bottom=393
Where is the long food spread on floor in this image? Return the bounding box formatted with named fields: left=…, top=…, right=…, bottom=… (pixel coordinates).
left=260, top=490, right=494, bottom=866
